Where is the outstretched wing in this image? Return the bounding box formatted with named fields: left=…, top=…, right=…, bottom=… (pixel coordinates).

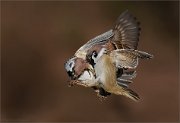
left=112, top=10, right=141, bottom=49
left=75, top=10, right=141, bottom=59
left=110, top=49, right=153, bottom=69
left=75, top=30, right=114, bottom=59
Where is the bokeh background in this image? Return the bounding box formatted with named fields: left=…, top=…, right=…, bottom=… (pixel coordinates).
left=1, top=1, right=179, bottom=122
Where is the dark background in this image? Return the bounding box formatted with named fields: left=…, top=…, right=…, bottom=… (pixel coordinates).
left=1, top=1, right=179, bottom=122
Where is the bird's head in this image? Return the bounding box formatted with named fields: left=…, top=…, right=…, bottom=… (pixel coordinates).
left=65, top=56, right=94, bottom=80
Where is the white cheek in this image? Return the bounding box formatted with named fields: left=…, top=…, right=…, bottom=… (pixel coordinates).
left=78, top=71, right=95, bottom=81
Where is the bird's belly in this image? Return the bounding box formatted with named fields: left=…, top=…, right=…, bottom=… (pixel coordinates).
left=95, top=55, right=116, bottom=89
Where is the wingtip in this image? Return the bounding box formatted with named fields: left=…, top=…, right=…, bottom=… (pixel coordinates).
left=143, top=53, right=154, bottom=59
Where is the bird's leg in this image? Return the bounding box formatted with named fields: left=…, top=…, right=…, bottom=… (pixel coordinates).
left=92, top=86, right=107, bottom=101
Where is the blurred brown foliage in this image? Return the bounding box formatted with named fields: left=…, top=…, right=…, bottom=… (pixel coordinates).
left=1, top=1, right=179, bottom=122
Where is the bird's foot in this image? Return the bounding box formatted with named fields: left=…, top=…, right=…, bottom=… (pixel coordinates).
left=97, top=93, right=107, bottom=101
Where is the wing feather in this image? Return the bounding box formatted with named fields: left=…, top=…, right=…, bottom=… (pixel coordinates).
left=75, top=10, right=141, bottom=59
left=75, top=30, right=114, bottom=59
left=112, top=10, right=141, bottom=49
left=110, top=49, right=153, bottom=69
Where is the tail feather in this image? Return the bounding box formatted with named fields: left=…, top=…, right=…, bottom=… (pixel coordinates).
left=123, top=88, right=140, bottom=101
left=112, top=84, right=140, bottom=102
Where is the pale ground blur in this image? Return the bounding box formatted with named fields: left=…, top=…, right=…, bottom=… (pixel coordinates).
left=1, top=1, right=179, bottom=122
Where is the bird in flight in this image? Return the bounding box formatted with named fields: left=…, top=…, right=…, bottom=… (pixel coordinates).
left=65, top=10, right=153, bottom=101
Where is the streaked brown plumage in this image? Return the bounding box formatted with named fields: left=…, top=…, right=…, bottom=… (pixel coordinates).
left=94, top=53, right=140, bottom=101
left=64, top=10, right=153, bottom=100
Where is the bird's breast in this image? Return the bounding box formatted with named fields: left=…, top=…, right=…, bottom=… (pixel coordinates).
left=95, top=55, right=116, bottom=89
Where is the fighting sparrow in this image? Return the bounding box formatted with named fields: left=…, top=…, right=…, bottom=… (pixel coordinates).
left=65, top=10, right=153, bottom=100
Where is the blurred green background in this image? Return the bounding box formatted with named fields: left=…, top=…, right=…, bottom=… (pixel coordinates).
left=1, top=1, right=179, bottom=122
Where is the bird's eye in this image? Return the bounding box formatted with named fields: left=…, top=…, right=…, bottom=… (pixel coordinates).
left=92, top=51, right=98, bottom=58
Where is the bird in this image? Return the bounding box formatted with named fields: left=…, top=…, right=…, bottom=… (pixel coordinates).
left=65, top=55, right=137, bottom=98
left=86, top=47, right=152, bottom=101
left=64, top=10, right=153, bottom=100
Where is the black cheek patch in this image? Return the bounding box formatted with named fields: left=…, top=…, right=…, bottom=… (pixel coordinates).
left=89, top=59, right=96, bottom=67
left=67, top=71, right=73, bottom=77
left=86, top=54, right=96, bottom=67
left=67, top=70, right=76, bottom=80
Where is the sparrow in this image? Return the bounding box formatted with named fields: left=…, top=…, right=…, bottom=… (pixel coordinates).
left=64, top=10, right=153, bottom=100
left=65, top=56, right=137, bottom=98
left=87, top=47, right=153, bottom=101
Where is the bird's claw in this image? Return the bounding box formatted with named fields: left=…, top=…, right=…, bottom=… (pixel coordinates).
left=97, top=93, right=107, bottom=101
